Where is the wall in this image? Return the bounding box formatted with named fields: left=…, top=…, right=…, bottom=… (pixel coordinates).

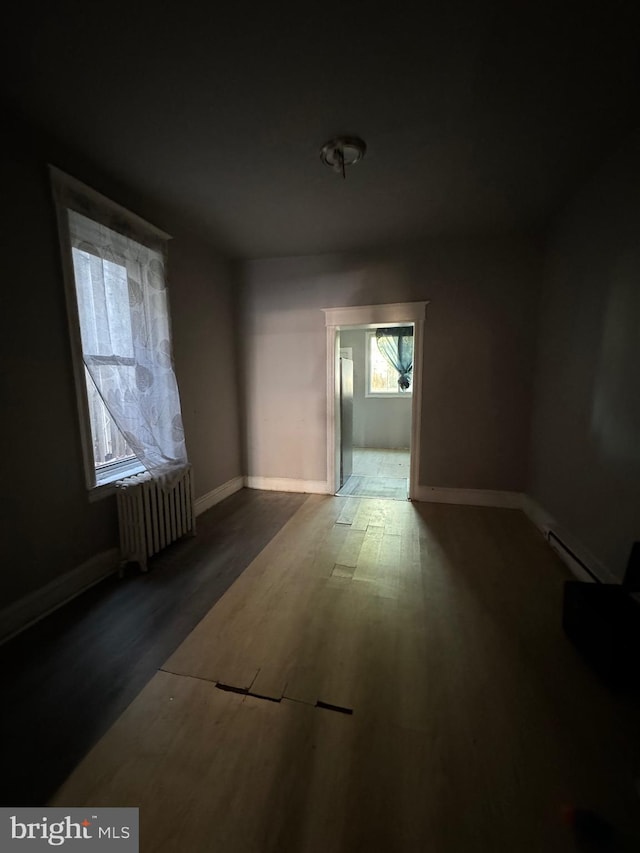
left=241, top=235, right=542, bottom=490
left=339, top=329, right=411, bottom=449
left=529, top=131, right=640, bottom=581
left=0, top=111, right=241, bottom=610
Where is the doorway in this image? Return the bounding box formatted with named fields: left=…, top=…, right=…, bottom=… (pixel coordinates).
left=323, top=302, right=427, bottom=501
left=336, top=326, right=412, bottom=500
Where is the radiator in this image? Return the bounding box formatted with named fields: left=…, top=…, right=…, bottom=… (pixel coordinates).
left=116, top=466, right=195, bottom=572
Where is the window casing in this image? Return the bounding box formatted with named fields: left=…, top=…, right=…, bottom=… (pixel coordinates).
left=51, top=167, right=182, bottom=496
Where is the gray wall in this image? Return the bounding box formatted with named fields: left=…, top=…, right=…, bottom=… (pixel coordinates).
left=241, top=235, right=542, bottom=489
left=339, top=329, right=411, bottom=449
left=0, top=112, right=242, bottom=609
left=529, top=131, right=640, bottom=580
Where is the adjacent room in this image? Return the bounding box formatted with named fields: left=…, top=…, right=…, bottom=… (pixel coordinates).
left=1, top=1, right=639, bottom=850
left=336, top=326, right=413, bottom=501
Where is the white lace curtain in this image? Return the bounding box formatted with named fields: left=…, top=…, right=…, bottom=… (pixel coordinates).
left=63, top=201, right=188, bottom=481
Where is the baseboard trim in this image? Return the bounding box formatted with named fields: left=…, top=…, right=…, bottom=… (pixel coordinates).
left=0, top=547, right=120, bottom=645
left=194, top=476, right=245, bottom=517
left=521, top=495, right=617, bottom=584
left=245, top=477, right=330, bottom=495
left=413, top=486, right=523, bottom=509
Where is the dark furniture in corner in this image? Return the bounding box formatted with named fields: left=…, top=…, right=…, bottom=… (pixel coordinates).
left=563, top=543, right=640, bottom=685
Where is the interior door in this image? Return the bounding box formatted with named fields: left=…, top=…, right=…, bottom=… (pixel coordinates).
left=340, top=357, right=354, bottom=487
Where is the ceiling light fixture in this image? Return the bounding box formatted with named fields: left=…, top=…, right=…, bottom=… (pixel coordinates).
left=320, top=136, right=366, bottom=179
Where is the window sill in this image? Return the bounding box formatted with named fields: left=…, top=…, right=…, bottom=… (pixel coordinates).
left=89, top=460, right=146, bottom=501
left=365, top=392, right=413, bottom=399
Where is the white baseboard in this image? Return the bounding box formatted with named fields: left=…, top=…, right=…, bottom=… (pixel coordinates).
left=521, top=495, right=617, bottom=584
left=0, top=547, right=120, bottom=645
left=413, top=486, right=524, bottom=509
left=245, top=476, right=330, bottom=495
left=194, top=476, right=245, bottom=517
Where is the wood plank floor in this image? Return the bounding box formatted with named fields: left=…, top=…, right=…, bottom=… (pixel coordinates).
left=338, top=448, right=410, bottom=500
left=51, top=496, right=640, bottom=852
left=337, top=474, right=408, bottom=500
left=0, top=488, right=306, bottom=806
left=352, top=447, right=410, bottom=478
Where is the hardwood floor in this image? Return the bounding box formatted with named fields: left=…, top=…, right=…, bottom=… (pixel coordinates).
left=337, top=474, right=408, bottom=500
left=50, top=495, right=640, bottom=852
left=0, top=488, right=306, bottom=807
left=338, top=448, right=410, bottom=500
left=352, top=447, right=410, bottom=478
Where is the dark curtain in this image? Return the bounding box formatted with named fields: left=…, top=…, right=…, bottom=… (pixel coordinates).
left=376, top=326, right=413, bottom=390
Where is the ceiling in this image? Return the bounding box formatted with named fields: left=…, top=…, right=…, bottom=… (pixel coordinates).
left=2, top=0, right=639, bottom=259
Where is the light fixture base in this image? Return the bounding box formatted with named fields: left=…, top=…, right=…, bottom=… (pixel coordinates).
left=320, top=136, right=366, bottom=178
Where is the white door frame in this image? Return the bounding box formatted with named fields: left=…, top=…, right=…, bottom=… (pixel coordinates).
left=323, top=302, right=428, bottom=499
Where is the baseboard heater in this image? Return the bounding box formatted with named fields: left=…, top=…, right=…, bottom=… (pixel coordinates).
left=548, top=530, right=602, bottom=583
left=562, top=541, right=640, bottom=686
left=116, top=466, right=195, bottom=572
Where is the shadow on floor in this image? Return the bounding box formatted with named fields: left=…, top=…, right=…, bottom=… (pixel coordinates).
left=0, top=488, right=306, bottom=806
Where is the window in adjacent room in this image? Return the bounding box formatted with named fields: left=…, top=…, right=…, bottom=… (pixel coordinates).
left=50, top=167, right=188, bottom=494
left=366, top=327, right=414, bottom=396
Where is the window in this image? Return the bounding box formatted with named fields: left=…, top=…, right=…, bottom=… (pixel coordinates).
left=366, top=329, right=413, bottom=396
left=51, top=168, right=188, bottom=493
left=73, top=246, right=139, bottom=479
